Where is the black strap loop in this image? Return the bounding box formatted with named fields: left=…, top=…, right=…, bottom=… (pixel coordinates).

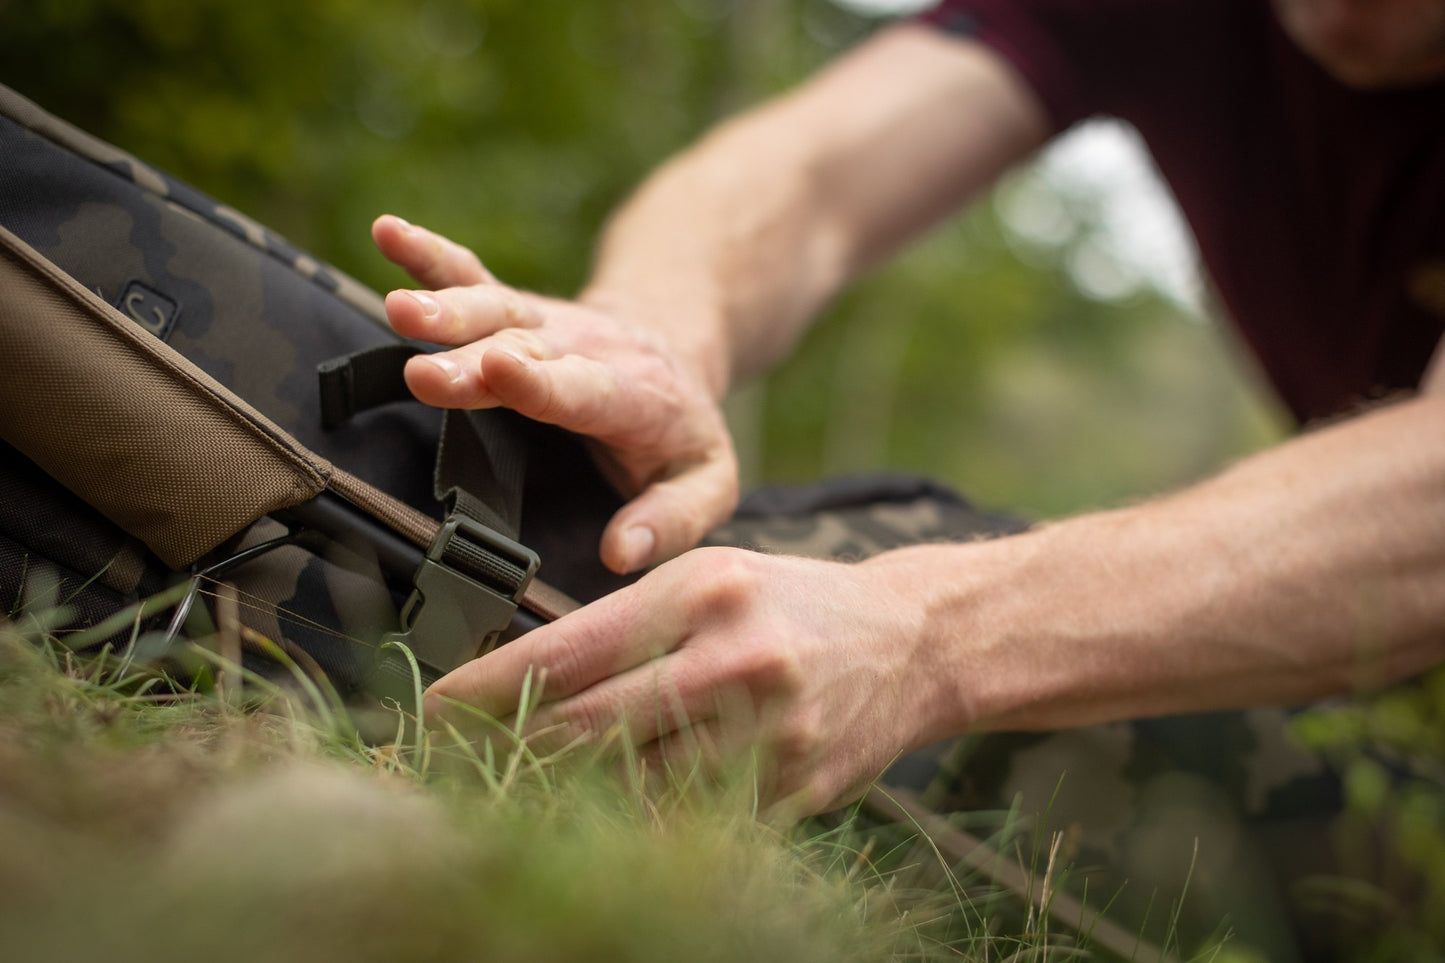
left=316, top=343, right=418, bottom=430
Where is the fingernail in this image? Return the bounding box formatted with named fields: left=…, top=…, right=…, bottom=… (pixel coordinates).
left=620, top=526, right=656, bottom=572
left=393, top=215, right=412, bottom=231
left=429, top=356, right=463, bottom=384
left=408, top=290, right=440, bottom=319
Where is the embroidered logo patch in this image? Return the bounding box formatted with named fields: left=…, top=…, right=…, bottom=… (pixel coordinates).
left=118, top=279, right=179, bottom=340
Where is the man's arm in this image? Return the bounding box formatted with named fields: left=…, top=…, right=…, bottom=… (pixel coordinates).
left=430, top=377, right=1445, bottom=816
left=373, top=23, right=1049, bottom=570
left=578, top=22, right=1051, bottom=395
left=890, top=387, right=1445, bottom=737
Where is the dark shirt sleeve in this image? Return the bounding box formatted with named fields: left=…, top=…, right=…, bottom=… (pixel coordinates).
left=912, top=0, right=1445, bottom=422
left=914, top=0, right=1212, bottom=134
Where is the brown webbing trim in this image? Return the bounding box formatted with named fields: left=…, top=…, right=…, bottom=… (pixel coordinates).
left=0, top=226, right=331, bottom=569
left=326, top=468, right=581, bottom=621
left=327, top=468, right=437, bottom=552
left=521, top=579, right=581, bottom=621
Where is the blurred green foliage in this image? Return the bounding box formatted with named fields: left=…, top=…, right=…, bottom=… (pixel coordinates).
left=0, top=0, right=1283, bottom=516
left=1289, top=668, right=1445, bottom=958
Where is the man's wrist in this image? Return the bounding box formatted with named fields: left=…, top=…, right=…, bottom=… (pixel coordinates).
left=861, top=513, right=1164, bottom=742
left=861, top=535, right=1036, bottom=746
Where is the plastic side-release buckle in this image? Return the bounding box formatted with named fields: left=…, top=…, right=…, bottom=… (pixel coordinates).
left=382, top=514, right=539, bottom=680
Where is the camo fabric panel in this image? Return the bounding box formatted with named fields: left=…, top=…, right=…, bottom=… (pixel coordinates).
left=0, top=224, right=331, bottom=568
left=0, top=83, right=628, bottom=665
left=893, top=711, right=1345, bottom=957
left=701, top=472, right=1030, bottom=559
left=0, top=86, right=391, bottom=335
left=0, top=85, right=460, bottom=529
left=0, top=84, right=448, bottom=658
left=0, top=438, right=170, bottom=631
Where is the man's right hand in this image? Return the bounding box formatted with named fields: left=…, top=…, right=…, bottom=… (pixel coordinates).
left=372, top=214, right=739, bottom=574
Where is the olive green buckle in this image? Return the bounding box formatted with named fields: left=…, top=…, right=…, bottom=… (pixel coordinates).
left=383, top=514, right=539, bottom=678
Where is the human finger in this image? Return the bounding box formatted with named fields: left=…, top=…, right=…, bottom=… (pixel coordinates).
left=633, top=719, right=728, bottom=781
left=383, top=284, right=543, bottom=347
left=477, top=348, right=632, bottom=435
left=518, top=647, right=742, bottom=754
left=423, top=573, right=691, bottom=722
left=479, top=350, right=739, bottom=568
left=479, top=344, right=732, bottom=456
left=600, top=458, right=738, bottom=573
left=399, top=331, right=551, bottom=409
left=371, top=214, right=495, bottom=289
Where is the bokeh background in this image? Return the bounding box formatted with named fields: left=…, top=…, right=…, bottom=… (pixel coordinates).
left=0, top=0, right=1289, bottom=518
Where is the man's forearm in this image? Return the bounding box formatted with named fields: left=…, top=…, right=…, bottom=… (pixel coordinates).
left=876, top=394, right=1445, bottom=743
left=579, top=24, right=1050, bottom=398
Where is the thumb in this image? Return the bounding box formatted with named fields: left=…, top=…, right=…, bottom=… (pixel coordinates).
left=600, top=457, right=739, bottom=574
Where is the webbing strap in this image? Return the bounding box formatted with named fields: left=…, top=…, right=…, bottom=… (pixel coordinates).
left=313, top=347, right=575, bottom=684
left=317, top=348, right=527, bottom=538
left=382, top=513, right=539, bottom=679
left=439, top=523, right=529, bottom=594
left=436, top=408, right=526, bottom=538
left=328, top=467, right=579, bottom=626
left=316, top=343, right=416, bottom=430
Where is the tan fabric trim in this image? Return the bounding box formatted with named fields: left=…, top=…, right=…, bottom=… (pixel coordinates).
left=521, top=579, right=580, bottom=621
left=0, top=226, right=331, bottom=569
left=326, top=468, right=580, bottom=621
left=327, top=468, right=437, bottom=551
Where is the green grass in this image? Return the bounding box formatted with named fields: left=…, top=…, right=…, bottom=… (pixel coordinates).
left=0, top=609, right=1013, bottom=963
left=14, top=588, right=1436, bottom=963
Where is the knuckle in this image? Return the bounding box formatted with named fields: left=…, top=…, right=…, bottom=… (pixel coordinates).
left=774, top=710, right=824, bottom=763
left=462, top=249, right=489, bottom=280
left=535, top=627, right=592, bottom=699
left=496, top=328, right=547, bottom=360
left=554, top=692, right=609, bottom=741
left=498, top=288, right=539, bottom=328
left=738, top=641, right=806, bottom=697
left=692, top=549, right=766, bottom=613
left=529, top=369, right=572, bottom=424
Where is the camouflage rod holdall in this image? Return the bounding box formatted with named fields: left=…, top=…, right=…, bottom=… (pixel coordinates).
left=0, top=83, right=648, bottom=701
left=0, top=82, right=1025, bottom=706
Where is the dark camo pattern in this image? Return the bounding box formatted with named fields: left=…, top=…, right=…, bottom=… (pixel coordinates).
left=0, top=84, right=445, bottom=679
left=0, top=85, right=634, bottom=683
left=702, top=473, right=1030, bottom=558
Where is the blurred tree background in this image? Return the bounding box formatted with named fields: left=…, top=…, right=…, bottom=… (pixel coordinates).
left=0, top=0, right=1286, bottom=518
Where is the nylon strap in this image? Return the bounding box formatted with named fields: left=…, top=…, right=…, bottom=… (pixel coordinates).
left=435, top=408, right=526, bottom=538
left=316, top=348, right=527, bottom=538
left=316, top=343, right=417, bottom=430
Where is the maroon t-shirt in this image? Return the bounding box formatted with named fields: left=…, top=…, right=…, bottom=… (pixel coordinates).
left=919, top=0, right=1445, bottom=423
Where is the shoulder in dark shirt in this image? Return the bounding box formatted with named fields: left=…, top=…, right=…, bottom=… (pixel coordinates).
left=919, top=0, right=1445, bottom=422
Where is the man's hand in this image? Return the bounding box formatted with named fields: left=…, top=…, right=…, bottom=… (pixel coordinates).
left=372, top=215, right=739, bottom=573
left=423, top=547, right=948, bottom=816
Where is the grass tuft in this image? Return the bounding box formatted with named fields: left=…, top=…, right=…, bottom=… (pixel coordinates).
left=0, top=616, right=993, bottom=963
